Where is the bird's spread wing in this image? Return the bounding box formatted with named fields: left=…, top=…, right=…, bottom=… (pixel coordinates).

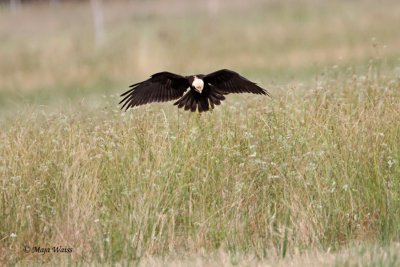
left=204, top=69, right=270, bottom=96
left=119, top=72, right=190, bottom=110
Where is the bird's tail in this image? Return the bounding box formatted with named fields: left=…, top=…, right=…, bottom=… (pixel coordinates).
left=174, top=88, right=225, bottom=113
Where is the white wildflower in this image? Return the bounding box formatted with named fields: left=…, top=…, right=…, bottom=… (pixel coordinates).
left=235, top=182, right=244, bottom=193
left=244, top=131, right=253, bottom=138
left=254, top=159, right=266, bottom=165
left=10, top=176, right=21, bottom=182
left=388, top=159, right=396, bottom=168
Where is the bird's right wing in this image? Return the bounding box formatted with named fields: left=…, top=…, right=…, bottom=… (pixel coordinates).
left=120, top=72, right=190, bottom=110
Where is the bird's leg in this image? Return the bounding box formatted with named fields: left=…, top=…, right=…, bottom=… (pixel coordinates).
left=208, top=98, right=213, bottom=113
left=197, top=104, right=201, bottom=118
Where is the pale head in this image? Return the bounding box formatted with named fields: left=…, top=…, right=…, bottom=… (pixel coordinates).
left=192, top=76, right=204, bottom=93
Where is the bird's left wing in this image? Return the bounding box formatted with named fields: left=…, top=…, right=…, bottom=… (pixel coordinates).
left=204, top=69, right=270, bottom=96
left=120, top=72, right=190, bottom=110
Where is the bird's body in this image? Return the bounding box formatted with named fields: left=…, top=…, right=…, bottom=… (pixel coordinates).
left=120, top=69, right=270, bottom=114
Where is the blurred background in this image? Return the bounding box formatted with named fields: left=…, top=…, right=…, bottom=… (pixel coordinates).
left=0, top=0, right=399, bottom=117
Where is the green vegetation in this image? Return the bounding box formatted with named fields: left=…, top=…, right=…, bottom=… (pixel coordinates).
left=1, top=0, right=400, bottom=265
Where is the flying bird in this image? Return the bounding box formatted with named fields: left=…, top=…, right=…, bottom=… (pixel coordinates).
left=119, top=69, right=270, bottom=116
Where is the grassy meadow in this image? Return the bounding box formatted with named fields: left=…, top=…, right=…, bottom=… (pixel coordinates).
left=1, top=0, right=400, bottom=265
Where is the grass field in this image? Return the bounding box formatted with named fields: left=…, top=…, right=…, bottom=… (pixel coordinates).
left=1, top=0, right=400, bottom=265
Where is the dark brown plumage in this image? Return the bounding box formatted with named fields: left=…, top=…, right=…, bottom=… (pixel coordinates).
left=120, top=69, right=270, bottom=113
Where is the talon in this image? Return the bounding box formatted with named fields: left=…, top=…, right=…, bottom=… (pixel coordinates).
left=208, top=98, right=213, bottom=112
left=197, top=104, right=201, bottom=118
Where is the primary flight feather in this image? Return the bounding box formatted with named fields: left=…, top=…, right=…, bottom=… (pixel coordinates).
left=120, top=69, right=270, bottom=114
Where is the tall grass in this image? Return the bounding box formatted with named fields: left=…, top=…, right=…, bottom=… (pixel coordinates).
left=1, top=64, right=400, bottom=264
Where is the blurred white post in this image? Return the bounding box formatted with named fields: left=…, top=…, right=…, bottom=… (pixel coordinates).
left=91, top=0, right=105, bottom=47
left=10, top=0, right=21, bottom=14
left=207, top=0, right=220, bottom=16
left=49, top=0, right=60, bottom=7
